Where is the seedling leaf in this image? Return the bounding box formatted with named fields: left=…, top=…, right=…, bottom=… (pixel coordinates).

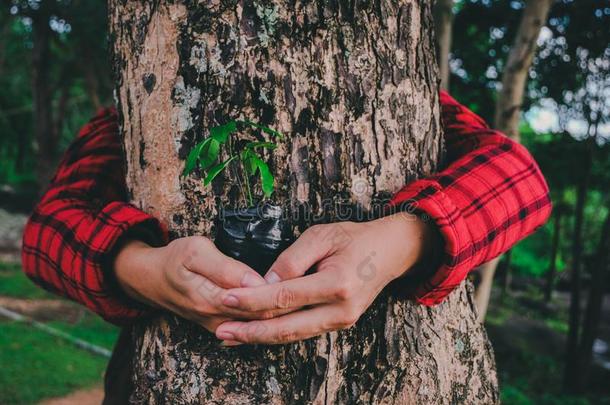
left=183, top=138, right=211, bottom=177
left=200, top=138, right=220, bottom=170
left=240, top=149, right=257, bottom=176
left=250, top=154, right=274, bottom=197
left=203, top=156, right=236, bottom=186
left=210, top=121, right=237, bottom=143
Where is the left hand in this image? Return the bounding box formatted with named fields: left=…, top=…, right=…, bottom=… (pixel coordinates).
left=215, top=213, right=436, bottom=345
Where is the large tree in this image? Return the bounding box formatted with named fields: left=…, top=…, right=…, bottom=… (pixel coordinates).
left=109, top=1, right=498, bottom=403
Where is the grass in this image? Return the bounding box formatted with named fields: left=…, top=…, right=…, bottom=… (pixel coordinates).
left=0, top=322, right=109, bottom=404
left=1, top=260, right=608, bottom=403
left=0, top=261, right=118, bottom=404
left=0, top=261, right=55, bottom=299
left=49, top=315, right=119, bottom=350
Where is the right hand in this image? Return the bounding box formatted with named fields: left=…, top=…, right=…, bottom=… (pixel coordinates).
left=113, top=236, right=277, bottom=334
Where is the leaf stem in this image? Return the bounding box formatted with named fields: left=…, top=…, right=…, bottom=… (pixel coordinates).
left=243, top=166, right=254, bottom=206
left=227, top=138, right=240, bottom=195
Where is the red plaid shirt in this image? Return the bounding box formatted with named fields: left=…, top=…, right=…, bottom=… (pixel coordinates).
left=21, top=92, right=551, bottom=324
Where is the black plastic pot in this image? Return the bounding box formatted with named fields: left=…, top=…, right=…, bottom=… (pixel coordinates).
left=214, top=203, right=294, bottom=276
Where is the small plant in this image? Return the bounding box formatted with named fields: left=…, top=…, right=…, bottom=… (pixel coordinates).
left=182, top=120, right=283, bottom=206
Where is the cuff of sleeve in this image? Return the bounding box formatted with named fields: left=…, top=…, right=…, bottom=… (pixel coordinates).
left=389, top=179, right=475, bottom=306
left=95, top=202, right=169, bottom=325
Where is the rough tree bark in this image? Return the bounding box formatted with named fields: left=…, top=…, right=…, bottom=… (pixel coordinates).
left=474, top=0, right=554, bottom=321
left=433, top=0, right=453, bottom=90
left=110, top=2, right=499, bottom=403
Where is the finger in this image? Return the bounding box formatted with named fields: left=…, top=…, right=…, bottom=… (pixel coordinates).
left=222, top=270, right=344, bottom=312
left=237, top=307, right=297, bottom=320
left=264, top=224, right=340, bottom=283
left=168, top=265, right=299, bottom=320
left=215, top=304, right=353, bottom=344
left=183, top=239, right=266, bottom=289
left=175, top=272, right=298, bottom=320
left=199, top=316, right=230, bottom=333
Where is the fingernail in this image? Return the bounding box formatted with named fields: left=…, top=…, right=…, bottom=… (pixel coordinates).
left=217, top=330, right=235, bottom=340
left=221, top=340, right=243, bottom=347
left=223, top=295, right=239, bottom=308
left=265, top=271, right=281, bottom=284
left=241, top=272, right=266, bottom=288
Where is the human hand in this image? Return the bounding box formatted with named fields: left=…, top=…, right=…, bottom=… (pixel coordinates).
left=114, top=236, right=283, bottom=334
left=214, top=213, right=436, bottom=344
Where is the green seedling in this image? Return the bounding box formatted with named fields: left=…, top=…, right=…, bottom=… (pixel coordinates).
left=182, top=120, right=283, bottom=206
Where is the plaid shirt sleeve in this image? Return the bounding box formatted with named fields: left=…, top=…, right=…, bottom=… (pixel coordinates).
left=390, top=91, right=552, bottom=305
left=21, top=108, right=168, bottom=325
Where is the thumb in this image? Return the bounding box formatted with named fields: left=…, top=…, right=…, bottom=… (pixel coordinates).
left=264, top=224, right=337, bottom=284
left=183, top=237, right=266, bottom=289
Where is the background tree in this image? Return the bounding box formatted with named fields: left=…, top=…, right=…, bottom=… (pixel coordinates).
left=473, top=0, right=554, bottom=321
left=433, top=0, right=454, bottom=90
left=1, top=0, right=110, bottom=191
left=109, top=1, right=498, bottom=403
left=545, top=203, right=565, bottom=302
left=448, top=1, right=610, bottom=329
left=577, top=206, right=610, bottom=391
left=530, top=0, right=610, bottom=391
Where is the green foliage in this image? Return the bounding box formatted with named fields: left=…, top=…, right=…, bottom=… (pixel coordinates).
left=451, top=1, right=610, bottom=282
left=203, top=156, right=237, bottom=186
left=183, top=120, right=283, bottom=206
left=487, top=292, right=605, bottom=405
left=501, top=384, right=535, bottom=405
left=510, top=224, right=552, bottom=277
left=0, top=2, right=111, bottom=187
left=249, top=153, right=275, bottom=197
left=210, top=121, right=238, bottom=143
left=451, top=0, right=610, bottom=122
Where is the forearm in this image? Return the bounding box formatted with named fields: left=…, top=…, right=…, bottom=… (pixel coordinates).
left=21, top=108, right=167, bottom=324
left=113, top=240, right=161, bottom=308
left=390, top=92, right=552, bottom=305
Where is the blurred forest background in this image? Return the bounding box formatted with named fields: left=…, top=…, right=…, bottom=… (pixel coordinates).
left=0, top=0, right=609, bottom=404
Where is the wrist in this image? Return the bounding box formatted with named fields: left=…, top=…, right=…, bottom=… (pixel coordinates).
left=113, top=239, right=161, bottom=307
left=377, top=213, right=439, bottom=279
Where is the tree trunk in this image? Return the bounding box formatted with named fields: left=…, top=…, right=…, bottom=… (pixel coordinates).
left=82, top=57, right=103, bottom=111
left=31, top=0, right=58, bottom=188
left=110, top=2, right=499, bottom=403
left=577, top=207, right=610, bottom=391
left=545, top=206, right=563, bottom=303
left=564, top=138, right=593, bottom=391
left=493, top=0, right=554, bottom=142
left=499, top=251, right=512, bottom=296
left=474, top=0, right=553, bottom=320
left=433, top=0, right=453, bottom=90
left=473, top=255, right=501, bottom=322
